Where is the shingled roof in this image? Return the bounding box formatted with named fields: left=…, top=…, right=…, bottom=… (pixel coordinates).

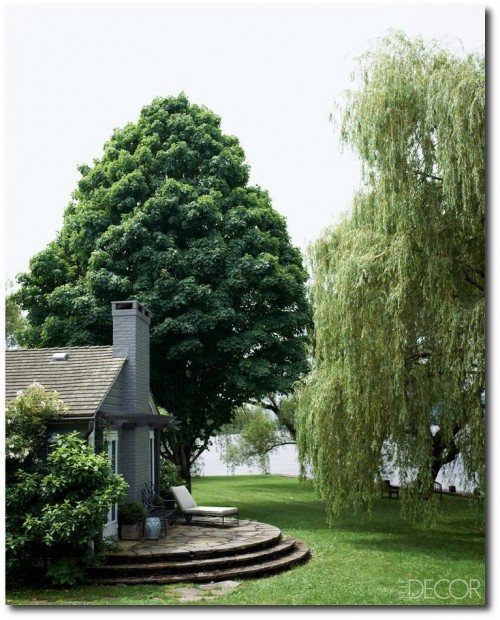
left=5, top=346, right=126, bottom=418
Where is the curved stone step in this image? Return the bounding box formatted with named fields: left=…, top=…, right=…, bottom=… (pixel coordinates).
left=103, top=521, right=282, bottom=564
left=92, top=537, right=298, bottom=577
left=91, top=539, right=310, bottom=585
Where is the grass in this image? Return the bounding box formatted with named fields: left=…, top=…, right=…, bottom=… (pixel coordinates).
left=6, top=475, right=485, bottom=606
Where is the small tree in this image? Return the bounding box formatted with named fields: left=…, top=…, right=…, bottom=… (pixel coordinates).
left=218, top=394, right=297, bottom=474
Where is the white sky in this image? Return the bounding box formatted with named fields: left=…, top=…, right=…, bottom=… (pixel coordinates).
left=3, top=0, right=486, bottom=285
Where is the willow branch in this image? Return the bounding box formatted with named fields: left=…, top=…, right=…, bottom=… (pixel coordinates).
left=411, top=168, right=443, bottom=182
left=462, top=267, right=485, bottom=292
left=263, top=441, right=296, bottom=455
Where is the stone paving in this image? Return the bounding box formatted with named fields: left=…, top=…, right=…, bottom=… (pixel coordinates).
left=174, top=580, right=242, bottom=602
left=92, top=520, right=310, bottom=585
left=110, top=520, right=282, bottom=559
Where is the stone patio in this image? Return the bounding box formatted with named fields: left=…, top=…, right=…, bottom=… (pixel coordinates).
left=91, top=519, right=310, bottom=585
left=111, top=520, right=282, bottom=559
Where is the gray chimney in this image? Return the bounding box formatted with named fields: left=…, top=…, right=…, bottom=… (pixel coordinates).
left=111, top=300, right=152, bottom=414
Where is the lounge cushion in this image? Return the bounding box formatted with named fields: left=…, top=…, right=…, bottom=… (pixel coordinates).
left=169, top=485, right=238, bottom=516
left=182, top=506, right=238, bottom=516
left=170, top=485, right=197, bottom=510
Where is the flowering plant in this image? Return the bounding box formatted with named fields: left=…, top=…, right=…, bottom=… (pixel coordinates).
left=5, top=383, right=68, bottom=472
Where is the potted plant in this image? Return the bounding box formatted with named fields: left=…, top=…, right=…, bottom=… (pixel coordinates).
left=118, top=500, right=148, bottom=540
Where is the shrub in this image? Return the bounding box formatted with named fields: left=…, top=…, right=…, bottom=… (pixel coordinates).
left=6, top=431, right=127, bottom=586
left=118, top=500, right=148, bottom=524
left=5, top=382, right=68, bottom=480
left=159, top=459, right=185, bottom=495
left=46, top=559, right=86, bottom=587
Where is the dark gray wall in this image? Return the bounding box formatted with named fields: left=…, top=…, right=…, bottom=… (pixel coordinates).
left=118, top=425, right=151, bottom=501
left=100, top=372, right=124, bottom=414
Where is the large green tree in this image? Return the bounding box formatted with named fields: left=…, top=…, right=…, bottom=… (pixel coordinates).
left=14, top=94, right=311, bottom=486
left=296, top=33, right=485, bottom=519
left=5, top=279, right=26, bottom=349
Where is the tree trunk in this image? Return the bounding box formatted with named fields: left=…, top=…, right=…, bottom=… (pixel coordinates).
left=178, top=447, right=192, bottom=492
left=431, top=428, right=460, bottom=484
left=431, top=460, right=443, bottom=482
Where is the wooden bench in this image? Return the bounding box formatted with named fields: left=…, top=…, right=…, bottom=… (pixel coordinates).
left=381, top=480, right=400, bottom=499
left=434, top=480, right=443, bottom=500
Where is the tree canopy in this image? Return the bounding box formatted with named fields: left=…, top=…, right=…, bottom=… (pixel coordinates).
left=5, top=280, right=26, bottom=349
left=14, top=93, right=311, bottom=484
left=296, top=33, right=485, bottom=519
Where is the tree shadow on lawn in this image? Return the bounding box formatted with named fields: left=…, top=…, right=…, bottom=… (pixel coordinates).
left=196, top=478, right=484, bottom=560
left=241, top=498, right=482, bottom=562
left=338, top=528, right=484, bottom=562
left=326, top=504, right=484, bottom=561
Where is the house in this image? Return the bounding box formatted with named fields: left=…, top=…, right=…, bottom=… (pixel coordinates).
left=5, top=300, right=175, bottom=537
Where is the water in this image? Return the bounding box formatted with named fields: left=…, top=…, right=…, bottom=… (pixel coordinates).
left=195, top=436, right=474, bottom=493
left=195, top=437, right=300, bottom=477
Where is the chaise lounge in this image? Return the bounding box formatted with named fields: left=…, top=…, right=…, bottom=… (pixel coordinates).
left=169, top=485, right=239, bottom=526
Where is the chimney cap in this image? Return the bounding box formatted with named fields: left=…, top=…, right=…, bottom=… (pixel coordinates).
left=111, top=300, right=152, bottom=322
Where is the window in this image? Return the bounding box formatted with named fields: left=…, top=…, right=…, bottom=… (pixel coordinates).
left=149, top=430, right=155, bottom=486
left=105, top=431, right=119, bottom=526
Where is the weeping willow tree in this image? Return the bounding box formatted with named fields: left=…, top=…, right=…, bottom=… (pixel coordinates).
left=296, top=33, right=485, bottom=520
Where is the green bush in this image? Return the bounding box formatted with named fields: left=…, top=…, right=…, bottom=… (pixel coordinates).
left=118, top=500, right=148, bottom=524
left=5, top=382, right=68, bottom=480
left=46, top=559, right=86, bottom=587
left=5, top=385, right=128, bottom=586
left=159, top=459, right=185, bottom=496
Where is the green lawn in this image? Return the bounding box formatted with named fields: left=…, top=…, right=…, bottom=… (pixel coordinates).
left=6, top=475, right=485, bottom=606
